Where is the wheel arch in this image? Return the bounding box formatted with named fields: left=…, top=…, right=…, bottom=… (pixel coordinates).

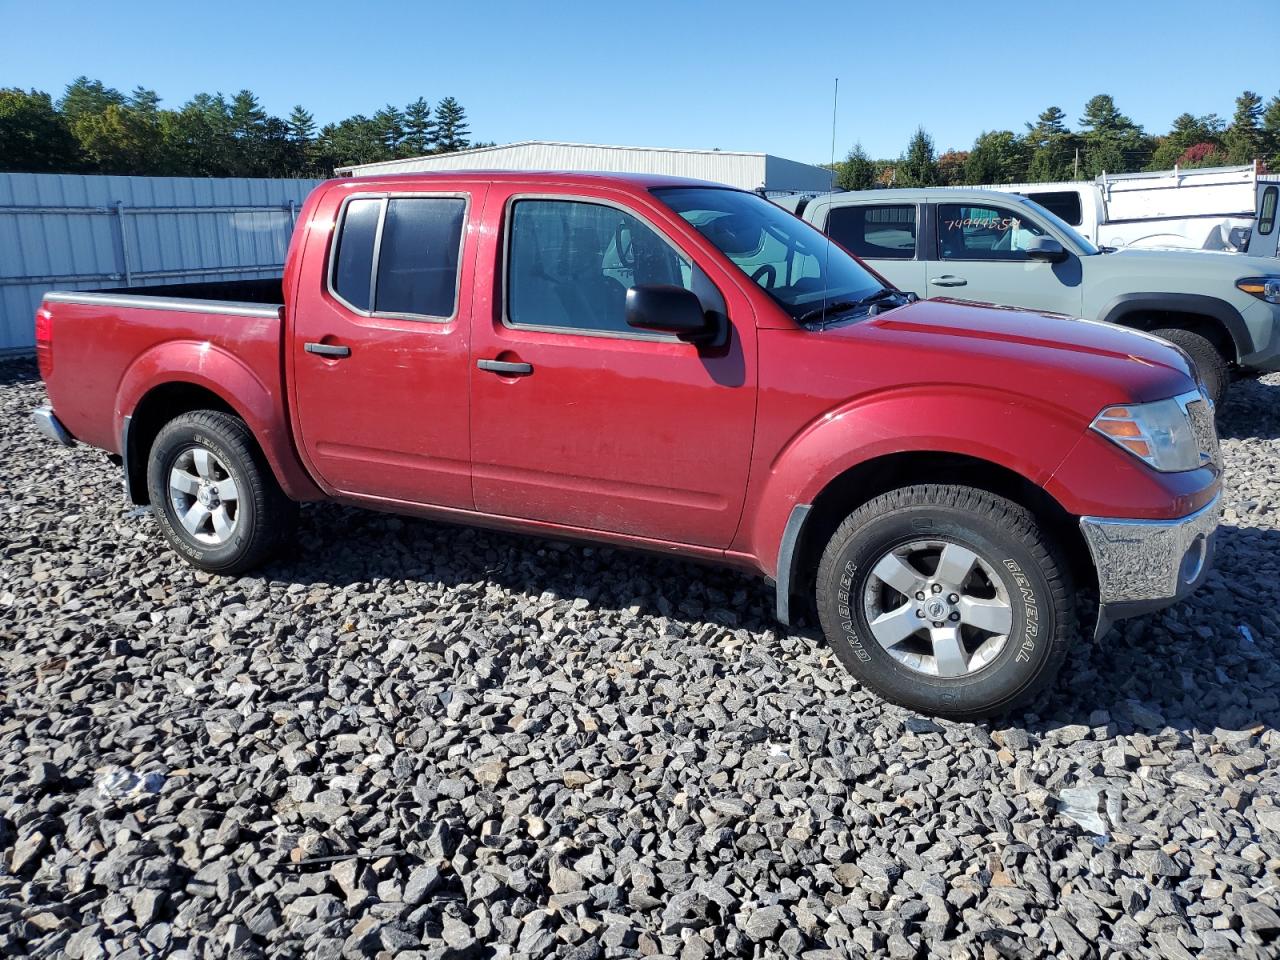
left=1098, top=293, right=1250, bottom=363
left=778, top=450, right=1094, bottom=626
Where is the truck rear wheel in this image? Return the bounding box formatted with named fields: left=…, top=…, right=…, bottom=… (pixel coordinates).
left=1152, top=327, right=1229, bottom=408
left=815, top=484, right=1075, bottom=720
left=145, top=410, right=296, bottom=575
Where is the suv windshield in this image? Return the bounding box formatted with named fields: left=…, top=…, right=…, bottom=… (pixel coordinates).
left=1018, top=197, right=1100, bottom=255
left=653, top=187, right=885, bottom=321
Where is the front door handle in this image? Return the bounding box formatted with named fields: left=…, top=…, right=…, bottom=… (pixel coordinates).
left=477, top=359, right=533, bottom=376
left=929, top=276, right=967, bottom=287
left=305, top=342, right=351, bottom=358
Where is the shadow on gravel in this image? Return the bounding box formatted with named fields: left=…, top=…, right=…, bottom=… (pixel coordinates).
left=0, top=356, right=39, bottom=386
left=1217, top=373, right=1280, bottom=441
left=1017, top=521, right=1280, bottom=739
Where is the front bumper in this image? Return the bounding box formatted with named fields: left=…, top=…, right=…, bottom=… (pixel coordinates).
left=1080, top=493, right=1221, bottom=638
left=33, top=406, right=76, bottom=447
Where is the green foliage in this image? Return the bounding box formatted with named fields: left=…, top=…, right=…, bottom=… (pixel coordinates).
left=432, top=97, right=471, bottom=154
left=1025, top=106, right=1079, bottom=181
left=1264, top=93, right=1280, bottom=170
left=964, top=131, right=1027, bottom=184
left=0, top=78, right=484, bottom=177
left=896, top=127, right=938, bottom=187
left=0, top=89, right=82, bottom=173
left=835, top=143, right=876, bottom=190
left=1223, top=90, right=1264, bottom=164
left=1078, top=94, right=1151, bottom=176
left=1147, top=113, right=1224, bottom=170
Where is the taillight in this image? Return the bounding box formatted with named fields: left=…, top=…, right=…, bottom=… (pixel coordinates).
left=35, top=308, right=53, bottom=380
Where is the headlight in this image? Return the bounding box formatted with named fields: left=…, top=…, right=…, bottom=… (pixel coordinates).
left=1236, top=277, right=1280, bottom=303
left=1090, top=397, right=1204, bottom=472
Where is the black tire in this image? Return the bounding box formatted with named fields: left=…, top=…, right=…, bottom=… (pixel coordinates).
left=815, top=484, right=1075, bottom=720
left=1152, top=327, right=1229, bottom=408
left=146, top=410, right=296, bottom=574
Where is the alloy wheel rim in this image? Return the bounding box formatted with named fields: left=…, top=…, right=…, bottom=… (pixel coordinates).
left=862, top=538, right=1013, bottom=678
left=168, top=446, right=240, bottom=546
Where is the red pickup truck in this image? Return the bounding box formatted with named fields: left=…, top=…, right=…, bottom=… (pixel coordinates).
left=32, top=172, right=1222, bottom=718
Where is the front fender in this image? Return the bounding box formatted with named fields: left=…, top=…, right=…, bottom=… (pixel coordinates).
left=116, top=341, right=322, bottom=501
left=1097, top=292, right=1253, bottom=361
left=741, top=386, right=1087, bottom=578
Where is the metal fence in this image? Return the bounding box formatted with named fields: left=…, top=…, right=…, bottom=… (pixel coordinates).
left=0, top=173, right=324, bottom=353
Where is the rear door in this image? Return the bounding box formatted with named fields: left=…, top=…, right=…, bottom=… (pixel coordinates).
left=290, top=185, right=485, bottom=507
left=467, top=185, right=757, bottom=548
left=820, top=202, right=927, bottom=296
left=1251, top=183, right=1279, bottom=258
left=926, top=201, right=1085, bottom=316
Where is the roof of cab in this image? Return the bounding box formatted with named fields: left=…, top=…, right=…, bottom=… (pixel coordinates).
left=324, top=170, right=740, bottom=191
left=819, top=187, right=1034, bottom=204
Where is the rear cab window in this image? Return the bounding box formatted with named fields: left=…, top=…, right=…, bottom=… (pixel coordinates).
left=330, top=194, right=468, bottom=320
left=825, top=204, right=918, bottom=260
left=1025, top=191, right=1083, bottom=227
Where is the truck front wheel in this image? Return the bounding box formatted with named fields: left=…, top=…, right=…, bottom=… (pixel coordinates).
left=145, top=410, right=296, bottom=575
left=1152, top=327, right=1229, bottom=408
left=815, top=484, right=1075, bottom=720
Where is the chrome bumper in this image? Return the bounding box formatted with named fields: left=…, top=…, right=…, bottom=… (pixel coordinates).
left=1080, top=493, right=1221, bottom=638
left=33, top=406, right=76, bottom=447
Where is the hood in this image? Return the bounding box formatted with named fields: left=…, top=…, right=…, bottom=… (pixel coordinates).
left=1103, top=246, right=1280, bottom=275
left=819, top=298, right=1197, bottom=413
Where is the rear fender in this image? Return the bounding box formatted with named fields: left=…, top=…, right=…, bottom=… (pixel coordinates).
left=117, top=341, right=322, bottom=502
left=742, top=386, right=1086, bottom=579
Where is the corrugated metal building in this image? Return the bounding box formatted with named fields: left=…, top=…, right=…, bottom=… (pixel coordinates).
left=0, top=173, right=322, bottom=353
left=336, top=140, right=834, bottom=193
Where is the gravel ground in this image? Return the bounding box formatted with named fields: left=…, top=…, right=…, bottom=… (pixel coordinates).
left=2, top=356, right=1279, bottom=960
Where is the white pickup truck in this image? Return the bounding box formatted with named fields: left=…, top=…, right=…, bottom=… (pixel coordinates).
left=969, top=164, right=1280, bottom=258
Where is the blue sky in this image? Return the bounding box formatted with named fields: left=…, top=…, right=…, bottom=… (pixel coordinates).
left=3, top=0, right=1277, bottom=164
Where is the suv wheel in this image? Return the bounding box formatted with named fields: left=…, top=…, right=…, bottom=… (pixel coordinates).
left=146, top=410, right=296, bottom=574
left=1152, top=327, right=1229, bottom=408
left=815, top=484, right=1075, bottom=719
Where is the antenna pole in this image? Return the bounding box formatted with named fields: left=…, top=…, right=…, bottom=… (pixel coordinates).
left=821, top=78, right=838, bottom=325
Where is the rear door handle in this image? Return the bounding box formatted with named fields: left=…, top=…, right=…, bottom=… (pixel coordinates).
left=929, top=276, right=967, bottom=287
left=477, top=359, right=533, bottom=376
left=305, top=342, right=351, bottom=358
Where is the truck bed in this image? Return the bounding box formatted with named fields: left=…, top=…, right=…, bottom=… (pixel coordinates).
left=84, top=277, right=284, bottom=306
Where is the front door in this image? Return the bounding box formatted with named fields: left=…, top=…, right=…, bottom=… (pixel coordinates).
left=468, top=189, right=756, bottom=548
left=290, top=187, right=484, bottom=508
left=926, top=201, right=1085, bottom=317
left=822, top=201, right=927, bottom=297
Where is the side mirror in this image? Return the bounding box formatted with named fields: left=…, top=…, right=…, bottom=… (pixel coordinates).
left=625, top=284, right=718, bottom=343
left=1026, top=236, right=1068, bottom=263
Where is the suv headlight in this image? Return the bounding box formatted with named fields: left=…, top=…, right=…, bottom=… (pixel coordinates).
left=1236, top=277, right=1280, bottom=303
left=1090, top=397, right=1204, bottom=472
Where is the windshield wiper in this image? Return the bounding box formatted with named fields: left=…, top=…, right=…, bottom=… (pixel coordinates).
left=797, top=287, right=902, bottom=328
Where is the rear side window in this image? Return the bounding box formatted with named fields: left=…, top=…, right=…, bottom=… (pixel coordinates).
left=826, top=204, right=917, bottom=260
left=330, top=195, right=467, bottom=319
left=1026, top=191, right=1083, bottom=227
left=375, top=198, right=466, bottom=317
left=332, top=198, right=380, bottom=312
left=506, top=198, right=696, bottom=335
left=1260, top=185, right=1277, bottom=236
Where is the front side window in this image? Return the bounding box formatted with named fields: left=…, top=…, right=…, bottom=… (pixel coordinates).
left=826, top=204, right=917, bottom=260
left=330, top=195, right=467, bottom=318
left=506, top=199, right=695, bottom=335
left=937, top=203, right=1049, bottom=261
left=655, top=187, right=883, bottom=322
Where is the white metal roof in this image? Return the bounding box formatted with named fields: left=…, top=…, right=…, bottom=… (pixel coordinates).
left=335, top=140, right=834, bottom=193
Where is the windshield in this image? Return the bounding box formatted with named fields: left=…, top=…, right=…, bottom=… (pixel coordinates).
left=1018, top=197, right=1100, bottom=255
left=653, top=187, right=885, bottom=321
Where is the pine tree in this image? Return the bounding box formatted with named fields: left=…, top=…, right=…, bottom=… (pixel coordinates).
left=432, top=96, right=470, bottom=153
left=372, top=104, right=405, bottom=153
left=0, top=88, right=84, bottom=172
left=964, top=131, right=1027, bottom=184
left=897, top=127, right=938, bottom=187
left=1025, top=106, right=1077, bottom=181
left=1263, top=93, right=1280, bottom=170
left=1224, top=90, right=1264, bottom=164
left=230, top=90, right=267, bottom=139
left=286, top=106, right=315, bottom=143
left=128, top=87, right=160, bottom=113
left=402, top=97, right=435, bottom=156
left=57, top=77, right=125, bottom=124
left=835, top=143, right=875, bottom=190
left=1078, top=94, right=1150, bottom=175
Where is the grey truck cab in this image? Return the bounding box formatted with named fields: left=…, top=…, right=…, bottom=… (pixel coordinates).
left=783, top=188, right=1280, bottom=405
